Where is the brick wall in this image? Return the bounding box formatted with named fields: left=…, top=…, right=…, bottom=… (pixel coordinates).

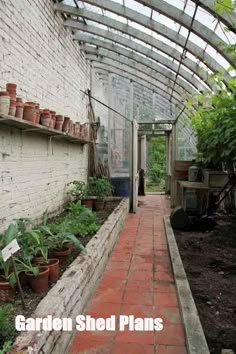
left=0, top=0, right=92, bottom=231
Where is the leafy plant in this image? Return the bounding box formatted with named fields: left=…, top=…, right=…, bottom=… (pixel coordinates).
left=47, top=232, right=87, bottom=253
left=88, top=176, right=113, bottom=200
left=67, top=181, right=88, bottom=200
left=0, top=224, right=19, bottom=287
left=189, top=75, right=236, bottom=170
left=0, top=254, right=16, bottom=287
left=0, top=224, right=18, bottom=248
left=15, top=256, right=39, bottom=277
left=0, top=341, right=12, bottom=354
left=0, top=305, right=17, bottom=354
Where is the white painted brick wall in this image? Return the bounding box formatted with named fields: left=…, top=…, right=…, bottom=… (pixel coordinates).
left=0, top=0, right=96, bottom=231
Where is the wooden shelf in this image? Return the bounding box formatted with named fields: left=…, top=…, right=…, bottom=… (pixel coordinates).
left=0, top=114, right=91, bottom=145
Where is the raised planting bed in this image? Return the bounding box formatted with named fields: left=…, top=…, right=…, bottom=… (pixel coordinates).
left=7, top=198, right=129, bottom=354
left=171, top=216, right=236, bottom=354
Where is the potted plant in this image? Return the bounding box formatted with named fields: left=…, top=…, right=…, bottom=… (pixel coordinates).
left=0, top=224, right=19, bottom=302
left=16, top=257, right=49, bottom=293
left=16, top=217, right=59, bottom=283
left=67, top=180, right=94, bottom=208
left=49, top=232, right=87, bottom=261
left=0, top=255, right=16, bottom=302
left=88, top=176, right=113, bottom=211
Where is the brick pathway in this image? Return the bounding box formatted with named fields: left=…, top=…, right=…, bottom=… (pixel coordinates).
left=69, top=195, right=187, bottom=354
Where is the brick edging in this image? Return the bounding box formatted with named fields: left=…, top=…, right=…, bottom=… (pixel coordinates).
left=164, top=216, right=210, bottom=354
left=11, top=198, right=130, bottom=354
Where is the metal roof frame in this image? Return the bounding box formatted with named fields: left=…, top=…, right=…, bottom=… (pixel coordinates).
left=82, top=0, right=231, bottom=75
left=53, top=0, right=235, bottom=124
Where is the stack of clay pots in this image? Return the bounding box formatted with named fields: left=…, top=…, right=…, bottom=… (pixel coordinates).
left=0, top=82, right=89, bottom=140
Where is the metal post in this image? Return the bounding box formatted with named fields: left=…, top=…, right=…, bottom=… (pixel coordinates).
left=108, top=73, right=113, bottom=175
left=171, top=123, right=177, bottom=207
left=129, top=81, right=134, bottom=211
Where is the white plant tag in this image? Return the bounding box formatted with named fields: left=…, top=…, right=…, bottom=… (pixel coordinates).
left=2, top=239, right=20, bottom=262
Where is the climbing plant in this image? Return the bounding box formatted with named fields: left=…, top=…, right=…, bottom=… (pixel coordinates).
left=189, top=73, right=236, bottom=170
left=214, top=0, right=235, bottom=13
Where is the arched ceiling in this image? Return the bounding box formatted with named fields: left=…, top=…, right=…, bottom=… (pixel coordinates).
left=54, top=0, right=236, bottom=121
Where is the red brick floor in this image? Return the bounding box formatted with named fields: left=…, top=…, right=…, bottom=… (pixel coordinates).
left=69, top=195, right=187, bottom=354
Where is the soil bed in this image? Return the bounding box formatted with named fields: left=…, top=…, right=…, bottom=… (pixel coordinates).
left=0, top=201, right=120, bottom=349
left=174, top=216, right=236, bottom=354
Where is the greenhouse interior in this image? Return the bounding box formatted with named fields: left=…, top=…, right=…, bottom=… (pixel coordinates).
left=0, top=0, right=235, bottom=353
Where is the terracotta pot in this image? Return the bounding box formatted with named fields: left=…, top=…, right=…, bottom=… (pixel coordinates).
left=69, top=120, right=74, bottom=135
left=9, top=98, right=16, bottom=116
left=62, top=117, right=70, bottom=133
left=32, top=255, right=45, bottom=265
left=75, top=122, right=80, bottom=137
left=47, top=258, right=60, bottom=283
left=6, top=83, right=16, bottom=93
left=66, top=242, right=73, bottom=252
left=52, top=246, right=72, bottom=262
left=19, top=272, right=28, bottom=286
left=35, top=104, right=40, bottom=124
left=26, top=267, right=49, bottom=293
left=35, top=259, right=60, bottom=283
left=55, top=115, right=64, bottom=131
left=23, top=102, right=36, bottom=122
left=0, top=92, right=10, bottom=115
left=49, top=115, right=56, bottom=129
left=82, top=199, right=93, bottom=208
left=6, top=83, right=17, bottom=101
left=0, top=279, right=16, bottom=302
left=15, top=97, right=24, bottom=119
left=94, top=200, right=105, bottom=211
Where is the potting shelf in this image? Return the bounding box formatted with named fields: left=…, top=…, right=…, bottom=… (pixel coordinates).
left=0, top=114, right=91, bottom=145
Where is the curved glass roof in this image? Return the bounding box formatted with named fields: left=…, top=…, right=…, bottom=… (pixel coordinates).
left=55, top=0, right=236, bottom=122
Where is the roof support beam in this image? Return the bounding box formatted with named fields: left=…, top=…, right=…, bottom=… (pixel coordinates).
left=92, top=62, right=195, bottom=119
left=191, top=0, right=236, bottom=33
left=54, top=4, right=223, bottom=86
left=72, top=26, right=212, bottom=92
left=134, top=0, right=235, bottom=67
left=82, top=0, right=229, bottom=75
left=80, top=41, right=206, bottom=94
left=89, top=56, right=183, bottom=102
left=85, top=47, right=197, bottom=96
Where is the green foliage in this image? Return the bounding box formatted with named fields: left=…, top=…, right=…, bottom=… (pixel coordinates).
left=88, top=177, right=113, bottom=200
left=0, top=305, right=17, bottom=353
left=50, top=202, right=99, bottom=238
left=0, top=341, right=12, bottom=354
left=67, top=181, right=88, bottom=200
left=190, top=75, right=236, bottom=169
left=147, top=137, right=166, bottom=190
left=0, top=224, right=19, bottom=286
left=214, top=0, right=235, bottom=13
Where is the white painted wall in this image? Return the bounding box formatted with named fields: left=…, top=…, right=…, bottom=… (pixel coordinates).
left=0, top=0, right=91, bottom=231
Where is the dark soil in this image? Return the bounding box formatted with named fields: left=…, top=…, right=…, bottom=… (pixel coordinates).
left=175, top=216, right=236, bottom=354
left=0, top=201, right=120, bottom=349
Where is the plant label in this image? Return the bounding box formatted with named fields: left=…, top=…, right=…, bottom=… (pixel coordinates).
left=2, top=239, right=20, bottom=262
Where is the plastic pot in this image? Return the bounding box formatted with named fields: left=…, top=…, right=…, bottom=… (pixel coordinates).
left=0, top=92, right=10, bottom=115
left=41, top=111, right=51, bottom=127
left=9, top=99, right=16, bottom=116
left=26, top=267, right=49, bottom=293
